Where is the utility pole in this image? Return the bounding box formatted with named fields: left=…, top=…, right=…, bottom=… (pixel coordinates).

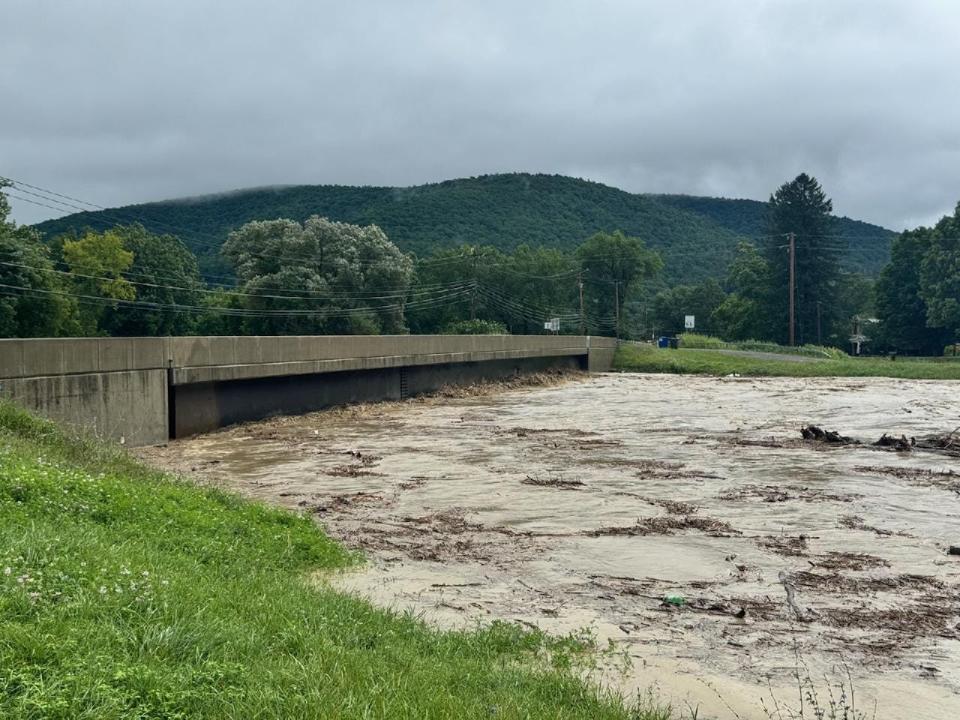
left=788, top=232, right=796, bottom=346
left=614, top=280, right=620, bottom=339
left=578, top=272, right=585, bottom=335
left=816, top=300, right=822, bottom=346
left=469, top=249, right=479, bottom=321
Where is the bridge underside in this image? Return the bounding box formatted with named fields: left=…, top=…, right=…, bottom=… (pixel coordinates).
left=172, top=354, right=585, bottom=438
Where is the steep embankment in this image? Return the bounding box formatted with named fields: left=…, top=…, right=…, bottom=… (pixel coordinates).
left=0, top=403, right=643, bottom=719
left=34, top=173, right=894, bottom=282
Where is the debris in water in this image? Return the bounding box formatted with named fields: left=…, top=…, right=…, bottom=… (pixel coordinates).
left=800, top=425, right=856, bottom=444
left=809, top=551, right=890, bottom=571
left=584, top=515, right=740, bottom=537
left=719, top=484, right=860, bottom=503
left=874, top=433, right=914, bottom=451
left=779, top=571, right=816, bottom=622
left=758, top=534, right=809, bottom=557
left=521, top=475, right=585, bottom=490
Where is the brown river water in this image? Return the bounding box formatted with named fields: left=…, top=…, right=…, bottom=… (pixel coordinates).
left=139, top=373, right=960, bottom=719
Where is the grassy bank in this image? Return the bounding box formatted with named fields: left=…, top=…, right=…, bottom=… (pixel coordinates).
left=0, top=404, right=653, bottom=719
left=615, top=343, right=960, bottom=380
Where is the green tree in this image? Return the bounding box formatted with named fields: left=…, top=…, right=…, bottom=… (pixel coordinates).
left=576, top=230, right=663, bottom=335
left=765, top=174, right=840, bottom=345
left=194, top=288, right=245, bottom=336
left=0, top=182, right=72, bottom=337
left=222, top=216, right=414, bottom=335
left=650, top=279, right=726, bottom=336
left=407, top=244, right=582, bottom=335
left=99, top=225, right=202, bottom=336
left=710, top=242, right=773, bottom=341
left=61, top=229, right=135, bottom=336
left=875, top=205, right=959, bottom=354
left=919, top=203, right=960, bottom=339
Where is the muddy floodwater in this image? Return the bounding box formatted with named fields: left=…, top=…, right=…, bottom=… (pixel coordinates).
left=140, top=373, right=960, bottom=718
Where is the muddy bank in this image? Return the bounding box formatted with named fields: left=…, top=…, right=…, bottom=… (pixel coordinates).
left=138, top=374, right=960, bottom=718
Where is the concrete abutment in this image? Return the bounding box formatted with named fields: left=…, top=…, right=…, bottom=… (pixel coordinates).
left=0, top=335, right=616, bottom=445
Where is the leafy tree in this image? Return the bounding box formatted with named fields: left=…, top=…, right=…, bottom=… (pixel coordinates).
left=407, top=244, right=582, bottom=335
left=650, top=279, right=726, bottom=336
left=919, top=203, right=960, bottom=338
left=875, top=205, right=959, bottom=354
left=576, top=230, right=663, bottom=334
left=0, top=182, right=72, bottom=337
left=99, top=224, right=202, bottom=336
left=194, top=288, right=245, bottom=336
left=61, top=229, right=135, bottom=336
left=712, top=242, right=775, bottom=341
left=765, top=174, right=841, bottom=345
left=222, top=216, right=414, bottom=335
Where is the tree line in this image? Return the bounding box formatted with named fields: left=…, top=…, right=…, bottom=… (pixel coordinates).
left=2, top=176, right=957, bottom=354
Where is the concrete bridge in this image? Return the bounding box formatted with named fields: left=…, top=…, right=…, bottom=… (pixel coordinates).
left=0, top=335, right=616, bottom=446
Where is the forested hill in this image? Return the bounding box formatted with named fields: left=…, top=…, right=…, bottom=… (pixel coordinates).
left=34, top=173, right=894, bottom=282
left=656, top=194, right=895, bottom=277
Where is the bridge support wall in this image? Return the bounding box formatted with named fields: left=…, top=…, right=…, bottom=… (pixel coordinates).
left=0, top=335, right=614, bottom=445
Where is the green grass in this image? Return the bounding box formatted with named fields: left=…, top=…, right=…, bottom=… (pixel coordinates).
left=0, top=403, right=659, bottom=719
left=677, top=333, right=848, bottom=359
left=616, top=343, right=960, bottom=380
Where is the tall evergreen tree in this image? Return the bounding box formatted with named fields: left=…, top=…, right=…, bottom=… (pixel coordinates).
left=765, top=174, right=840, bottom=345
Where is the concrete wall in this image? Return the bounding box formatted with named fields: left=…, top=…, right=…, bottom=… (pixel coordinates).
left=0, top=335, right=617, bottom=445
left=0, top=370, right=168, bottom=447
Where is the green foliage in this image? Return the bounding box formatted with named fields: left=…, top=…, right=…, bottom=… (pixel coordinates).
left=34, top=174, right=895, bottom=287
left=708, top=242, right=773, bottom=341
left=919, top=202, right=960, bottom=337
left=677, top=333, right=847, bottom=359
left=408, top=244, right=590, bottom=336
left=60, top=229, right=135, bottom=336
left=764, top=173, right=841, bottom=345
left=875, top=204, right=959, bottom=354
left=0, top=184, right=72, bottom=337
left=615, top=343, right=960, bottom=379
left=221, top=216, right=414, bottom=335
left=441, top=319, right=508, bottom=334
left=0, top=402, right=651, bottom=719
left=577, top=230, right=663, bottom=331
left=101, top=225, right=202, bottom=337
left=657, top=193, right=894, bottom=275
left=650, top=279, right=725, bottom=336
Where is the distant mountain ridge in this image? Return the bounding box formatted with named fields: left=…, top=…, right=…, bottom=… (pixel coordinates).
left=33, top=173, right=895, bottom=283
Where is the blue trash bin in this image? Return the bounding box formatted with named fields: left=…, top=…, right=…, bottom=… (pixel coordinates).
left=657, top=336, right=670, bottom=348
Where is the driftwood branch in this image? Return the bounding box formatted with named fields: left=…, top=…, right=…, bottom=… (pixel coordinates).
left=779, top=571, right=815, bottom=622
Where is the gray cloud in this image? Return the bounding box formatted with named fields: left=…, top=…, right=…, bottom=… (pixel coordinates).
left=3, top=0, right=959, bottom=230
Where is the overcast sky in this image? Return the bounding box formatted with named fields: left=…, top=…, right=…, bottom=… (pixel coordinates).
left=3, top=0, right=959, bottom=230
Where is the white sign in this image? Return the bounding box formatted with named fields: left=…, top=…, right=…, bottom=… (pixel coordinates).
left=684, top=315, right=695, bottom=329
left=544, top=318, right=560, bottom=332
